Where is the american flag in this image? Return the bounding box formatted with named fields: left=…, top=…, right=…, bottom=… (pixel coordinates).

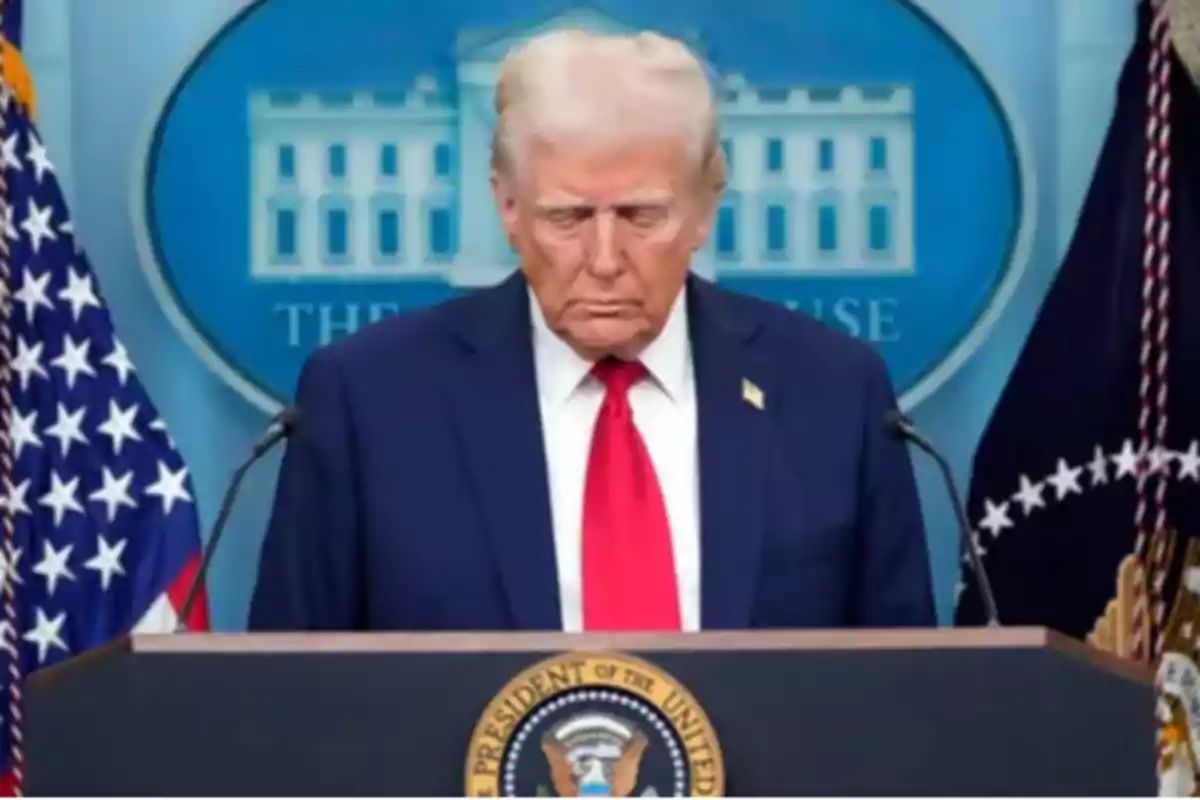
left=0, top=4, right=208, bottom=794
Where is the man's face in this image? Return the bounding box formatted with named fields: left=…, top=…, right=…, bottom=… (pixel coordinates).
left=493, top=136, right=716, bottom=360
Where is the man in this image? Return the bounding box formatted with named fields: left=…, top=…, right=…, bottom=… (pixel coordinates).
left=247, top=28, right=935, bottom=632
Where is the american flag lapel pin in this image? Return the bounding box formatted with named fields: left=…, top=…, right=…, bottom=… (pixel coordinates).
left=742, top=378, right=764, bottom=410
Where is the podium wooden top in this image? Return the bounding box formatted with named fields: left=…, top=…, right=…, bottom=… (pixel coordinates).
left=107, top=625, right=1149, bottom=684
left=30, top=625, right=1153, bottom=690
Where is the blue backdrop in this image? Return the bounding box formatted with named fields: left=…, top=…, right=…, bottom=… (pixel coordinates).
left=23, top=0, right=1136, bottom=628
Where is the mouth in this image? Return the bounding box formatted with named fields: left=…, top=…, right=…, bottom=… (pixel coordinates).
left=575, top=300, right=637, bottom=317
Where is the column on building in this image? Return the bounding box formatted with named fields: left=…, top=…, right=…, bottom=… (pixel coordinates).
left=369, top=94, right=407, bottom=272
left=261, top=138, right=304, bottom=274
left=453, top=62, right=501, bottom=277
left=850, top=86, right=913, bottom=271
left=720, top=132, right=761, bottom=265
left=757, top=130, right=795, bottom=264
left=855, top=125, right=907, bottom=268
left=812, top=132, right=843, bottom=266
left=320, top=111, right=356, bottom=272
left=383, top=78, right=456, bottom=275
left=249, top=92, right=321, bottom=278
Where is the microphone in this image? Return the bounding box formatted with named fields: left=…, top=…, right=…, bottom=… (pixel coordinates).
left=884, top=409, right=1001, bottom=627
left=174, top=406, right=302, bottom=632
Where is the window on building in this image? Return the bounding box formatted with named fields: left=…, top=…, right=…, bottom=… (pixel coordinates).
left=373, top=91, right=407, bottom=107
left=717, top=204, right=738, bottom=257
left=380, top=144, right=398, bottom=178
left=277, top=145, right=295, bottom=180
left=325, top=207, right=349, bottom=259
left=765, top=139, right=784, bottom=174
left=869, top=205, right=891, bottom=252
left=429, top=207, right=453, bottom=256
left=818, top=204, right=838, bottom=253
left=869, top=137, right=888, bottom=172
left=818, top=139, right=835, bottom=172
left=268, top=92, right=302, bottom=107
left=328, top=144, right=347, bottom=179
left=433, top=143, right=452, bottom=178
left=766, top=204, right=787, bottom=255
left=274, top=208, right=297, bottom=258
left=371, top=195, right=405, bottom=264
left=319, top=92, right=354, bottom=108
left=377, top=208, right=401, bottom=257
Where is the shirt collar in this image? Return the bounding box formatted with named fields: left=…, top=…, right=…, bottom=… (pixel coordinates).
left=529, top=286, right=691, bottom=407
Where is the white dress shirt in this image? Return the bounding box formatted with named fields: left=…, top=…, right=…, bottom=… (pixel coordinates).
left=529, top=289, right=701, bottom=632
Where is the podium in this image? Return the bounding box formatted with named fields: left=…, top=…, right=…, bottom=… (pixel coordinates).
left=28, top=626, right=1153, bottom=796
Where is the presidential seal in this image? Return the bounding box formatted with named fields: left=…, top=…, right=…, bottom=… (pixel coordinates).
left=464, top=653, right=724, bottom=797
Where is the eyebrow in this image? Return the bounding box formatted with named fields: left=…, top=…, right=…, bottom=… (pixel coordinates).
left=616, top=190, right=673, bottom=205
left=534, top=191, right=674, bottom=210
left=534, top=197, right=591, bottom=212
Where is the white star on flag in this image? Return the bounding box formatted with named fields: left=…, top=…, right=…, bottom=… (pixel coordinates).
left=1111, top=439, right=1142, bottom=479
left=88, top=467, right=137, bottom=523
left=978, top=498, right=1013, bottom=538
left=84, top=536, right=127, bottom=592
left=145, top=462, right=193, bottom=514
left=31, top=540, right=75, bottom=597
left=1046, top=458, right=1084, bottom=500
left=58, top=266, right=101, bottom=321
left=19, top=198, right=55, bottom=253
left=1011, top=475, right=1046, bottom=516
left=101, top=339, right=135, bottom=385
left=1179, top=441, right=1200, bottom=481
left=25, top=132, right=52, bottom=183
left=22, top=608, right=68, bottom=665
left=12, top=268, right=50, bottom=323
left=50, top=332, right=97, bottom=388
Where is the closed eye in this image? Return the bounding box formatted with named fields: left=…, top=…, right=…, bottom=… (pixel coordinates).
left=541, top=206, right=593, bottom=228
left=617, top=204, right=670, bottom=229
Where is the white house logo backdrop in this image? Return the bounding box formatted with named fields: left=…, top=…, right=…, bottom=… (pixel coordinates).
left=133, top=0, right=1029, bottom=413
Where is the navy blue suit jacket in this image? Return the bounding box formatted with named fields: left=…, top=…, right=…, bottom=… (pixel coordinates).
left=247, top=272, right=935, bottom=630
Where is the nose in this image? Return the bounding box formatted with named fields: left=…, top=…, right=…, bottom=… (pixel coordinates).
left=585, top=210, right=622, bottom=278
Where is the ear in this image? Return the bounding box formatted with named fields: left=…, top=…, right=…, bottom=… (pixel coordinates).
left=490, top=169, right=520, bottom=246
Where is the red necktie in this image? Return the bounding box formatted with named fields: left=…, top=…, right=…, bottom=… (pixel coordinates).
left=581, top=358, right=681, bottom=631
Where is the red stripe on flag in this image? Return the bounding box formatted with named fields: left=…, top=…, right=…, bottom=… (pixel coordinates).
left=167, top=552, right=210, bottom=631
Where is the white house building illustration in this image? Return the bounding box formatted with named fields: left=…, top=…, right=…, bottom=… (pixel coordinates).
left=247, top=9, right=914, bottom=285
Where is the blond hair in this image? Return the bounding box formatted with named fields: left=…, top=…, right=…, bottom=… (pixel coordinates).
left=490, top=28, right=726, bottom=190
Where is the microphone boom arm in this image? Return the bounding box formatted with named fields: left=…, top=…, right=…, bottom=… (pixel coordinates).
left=885, top=410, right=1001, bottom=627
left=174, top=408, right=300, bottom=632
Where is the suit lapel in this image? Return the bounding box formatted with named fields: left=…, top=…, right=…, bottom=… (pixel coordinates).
left=446, top=273, right=561, bottom=630
left=689, top=277, right=773, bottom=629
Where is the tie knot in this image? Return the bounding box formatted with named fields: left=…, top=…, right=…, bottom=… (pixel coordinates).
left=592, top=358, right=647, bottom=396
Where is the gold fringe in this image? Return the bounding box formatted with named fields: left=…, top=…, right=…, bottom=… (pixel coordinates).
left=0, top=38, right=35, bottom=121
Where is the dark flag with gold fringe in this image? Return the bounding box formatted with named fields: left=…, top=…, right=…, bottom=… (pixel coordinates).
left=954, top=0, right=1200, bottom=793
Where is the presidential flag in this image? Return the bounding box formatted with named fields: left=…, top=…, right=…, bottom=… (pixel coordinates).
left=953, top=0, right=1200, bottom=792
left=0, top=3, right=208, bottom=794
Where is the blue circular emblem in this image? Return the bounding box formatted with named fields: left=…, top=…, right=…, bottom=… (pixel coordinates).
left=505, top=688, right=686, bottom=796
left=133, top=0, right=1030, bottom=412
